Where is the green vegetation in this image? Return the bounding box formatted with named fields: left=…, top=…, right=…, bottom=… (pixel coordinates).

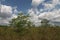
left=0, top=13, right=60, bottom=40
left=0, top=27, right=60, bottom=40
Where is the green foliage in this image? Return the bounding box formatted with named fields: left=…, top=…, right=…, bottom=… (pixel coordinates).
left=10, top=13, right=33, bottom=34
left=0, top=27, right=60, bottom=40
left=10, top=13, right=33, bottom=27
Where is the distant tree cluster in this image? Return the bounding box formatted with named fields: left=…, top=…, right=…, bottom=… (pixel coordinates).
left=41, top=19, right=50, bottom=27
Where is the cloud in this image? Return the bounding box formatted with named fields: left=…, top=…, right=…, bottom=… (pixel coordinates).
left=52, top=0, right=60, bottom=4
left=28, top=0, right=60, bottom=26
left=0, top=5, right=12, bottom=18
left=0, top=18, right=9, bottom=25
left=32, top=0, right=45, bottom=7
left=39, top=0, right=60, bottom=21
left=39, top=9, right=60, bottom=20
left=43, top=0, right=60, bottom=10
left=0, top=5, right=18, bottom=25
left=12, top=6, right=18, bottom=14
left=28, top=8, right=41, bottom=26
left=43, top=3, right=54, bottom=10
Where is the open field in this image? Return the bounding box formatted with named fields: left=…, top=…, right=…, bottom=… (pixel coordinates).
left=0, top=27, right=60, bottom=40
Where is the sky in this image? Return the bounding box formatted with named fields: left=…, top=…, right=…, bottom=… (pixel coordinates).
left=1, top=0, right=32, bottom=12
left=1, top=0, right=51, bottom=12
left=0, top=0, right=60, bottom=26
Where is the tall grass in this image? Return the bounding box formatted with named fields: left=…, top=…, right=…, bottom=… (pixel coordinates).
left=0, top=26, right=60, bottom=40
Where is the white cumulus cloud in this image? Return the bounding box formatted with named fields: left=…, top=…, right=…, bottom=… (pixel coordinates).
left=28, top=0, right=60, bottom=26
left=0, top=5, right=12, bottom=18
left=0, top=5, right=18, bottom=25
left=32, top=0, right=45, bottom=7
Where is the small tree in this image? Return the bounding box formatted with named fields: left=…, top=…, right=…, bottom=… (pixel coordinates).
left=41, top=19, right=49, bottom=27
left=10, top=13, right=33, bottom=34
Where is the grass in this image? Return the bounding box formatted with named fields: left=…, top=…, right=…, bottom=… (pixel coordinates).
left=0, top=27, right=60, bottom=40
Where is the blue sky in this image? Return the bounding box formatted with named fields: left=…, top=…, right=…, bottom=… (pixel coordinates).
left=2, top=0, right=32, bottom=12
left=1, top=0, right=51, bottom=13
